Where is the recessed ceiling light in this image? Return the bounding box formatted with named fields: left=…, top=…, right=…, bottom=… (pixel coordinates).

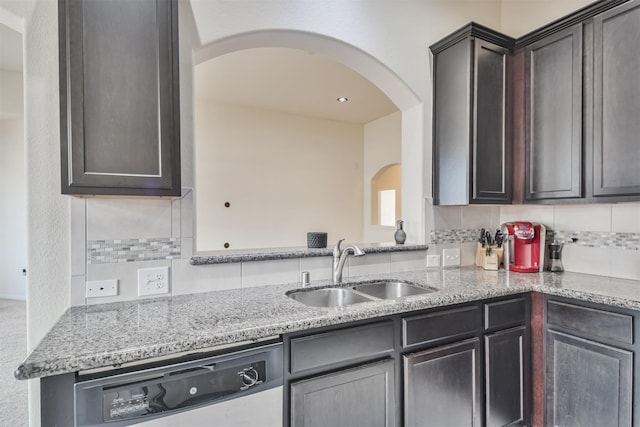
left=337, top=97, right=349, bottom=103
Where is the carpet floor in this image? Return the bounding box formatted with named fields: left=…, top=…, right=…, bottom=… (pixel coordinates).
left=0, top=298, right=28, bottom=427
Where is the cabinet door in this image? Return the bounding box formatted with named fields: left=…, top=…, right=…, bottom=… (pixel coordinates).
left=473, top=40, right=512, bottom=203
left=59, top=0, right=180, bottom=196
left=290, top=359, right=396, bottom=427
left=485, top=327, right=529, bottom=427
left=404, top=338, right=482, bottom=427
left=525, top=24, right=583, bottom=200
left=592, top=0, right=640, bottom=198
left=546, top=330, right=632, bottom=427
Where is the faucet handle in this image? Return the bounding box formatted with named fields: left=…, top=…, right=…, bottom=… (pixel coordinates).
left=333, top=238, right=345, bottom=256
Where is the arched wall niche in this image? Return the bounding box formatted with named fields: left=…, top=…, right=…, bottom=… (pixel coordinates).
left=371, top=163, right=402, bottom=227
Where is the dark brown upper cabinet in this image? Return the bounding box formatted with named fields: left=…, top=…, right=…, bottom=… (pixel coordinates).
left=431, top=24, right=514, bottom=206
left=59, top=0, right=181, bottom=196
left=524, top=25, right=583, bottom=201
left=514, top=0, right=640, bottom=204
left=591, top=0, right=640, bottom=199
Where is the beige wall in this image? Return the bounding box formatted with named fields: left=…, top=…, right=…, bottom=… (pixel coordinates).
left=500, top=0, right=596, bottom=36
left=363, top=111, right=402, bottom=242
left=195, top=101, right=364, bottom=250
left=0, top=70, right=23, bottom=118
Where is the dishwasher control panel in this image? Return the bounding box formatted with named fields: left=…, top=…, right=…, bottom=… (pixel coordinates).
left=74, top=343, right=283, bottom=427
left=102, top=361, right=266, bottom=422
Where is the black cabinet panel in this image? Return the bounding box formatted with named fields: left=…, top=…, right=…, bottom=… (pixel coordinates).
left=484, top=297, right=527, bottom=330
left=290, top=359, right=396, bottom=427
left=403, top=338, right=482, bottom=427
left=485, top=327, right=529, bottom=427
left=431, top=24, right=514, bottom=205
left=474, top=40, right=512, bottom=202
left=547, top=300, right=633, bottom=345
left=525, top=24, right=583, bottom=201
left=289, top=321, right=394, bottom=374
left=59, top=0, right=180, bottom=196
left=432, top=37, right=472, bottom=206
left=546, top=330, right=632, bottom=427
left=403, top=305, right=481, bottom=348
left=592, top=0, right=640, bottom=198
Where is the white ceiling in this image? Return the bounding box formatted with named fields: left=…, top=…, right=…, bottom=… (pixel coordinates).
left=0, top=23, right=23, bottom=72
left=194, top=47, right=399, bottom=124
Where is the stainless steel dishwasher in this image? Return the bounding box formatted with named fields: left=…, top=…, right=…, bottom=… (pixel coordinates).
left=74, top=342, right=283, bottom=427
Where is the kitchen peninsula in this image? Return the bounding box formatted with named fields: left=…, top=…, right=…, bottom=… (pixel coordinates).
left=17, top=267, right=640, bottom=426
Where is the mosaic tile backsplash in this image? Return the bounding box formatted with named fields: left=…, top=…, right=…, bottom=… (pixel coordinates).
left=431, top=229, right=640, bottom=251
left=88, top=238, right=181, bottom=264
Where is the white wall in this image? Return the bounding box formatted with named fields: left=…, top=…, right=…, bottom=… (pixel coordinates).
left=363, top=111, right=401, bottom=243
left=0, top=70, right=23, bottom=118
left=0, top=119, right=26, bottom=299
left=195, top=101, right=364, bottom=250
left=0, top=0, right=68, bottom=424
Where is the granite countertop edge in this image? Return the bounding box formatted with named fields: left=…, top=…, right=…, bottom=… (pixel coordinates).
left=190, top=243, right=429, bottom=265
left=15, top=268, right=640, bottom=380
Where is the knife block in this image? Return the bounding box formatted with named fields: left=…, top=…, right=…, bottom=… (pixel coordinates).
left=476, top=244, right=504, bottom=270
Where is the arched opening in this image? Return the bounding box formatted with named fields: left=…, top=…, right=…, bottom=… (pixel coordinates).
left=192, top=30, right=424, bottom=250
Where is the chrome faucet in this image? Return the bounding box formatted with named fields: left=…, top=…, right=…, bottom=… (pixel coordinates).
left=332, top=238, right=365, bottom=284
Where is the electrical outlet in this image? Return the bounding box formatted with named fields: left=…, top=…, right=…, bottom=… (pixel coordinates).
left=137, top=266, right=170, bottom=296
left=426, top=255, right=441, bottom=267
left=86, top=280, right=118, bottom=298
left=442, top=248, right=461, bottom=267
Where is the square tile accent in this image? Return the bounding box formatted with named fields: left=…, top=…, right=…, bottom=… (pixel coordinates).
left=86, top=198, right=172, bottom=240
left=171, top=258, right=241, bottom=295
left=241, top=259, right=300, bottom=288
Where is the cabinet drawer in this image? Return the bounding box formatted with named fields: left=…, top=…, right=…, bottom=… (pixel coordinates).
left=403, top=305, right=481, bottom=348
left=547, top=300, right=633, bottom=345
left=289, top=321, right=394, bottom=374
left=484, top=297, right=527, bottom=330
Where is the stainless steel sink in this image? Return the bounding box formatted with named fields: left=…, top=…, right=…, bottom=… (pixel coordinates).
left=287, top=280, right=436, bottom=308
left=287, top=288, right=376, bottom=308
left=352, top=280, right=436, bottom=299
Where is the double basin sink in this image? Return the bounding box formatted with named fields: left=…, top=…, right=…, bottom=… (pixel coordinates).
left=288, top=280, right=437, bottom=308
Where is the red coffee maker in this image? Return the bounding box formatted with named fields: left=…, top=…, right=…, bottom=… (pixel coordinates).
left=500, top=222, right=546, bottom=273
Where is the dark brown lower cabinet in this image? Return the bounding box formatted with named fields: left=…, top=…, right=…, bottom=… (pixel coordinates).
left=545, top=330, right=632, bottom=427
left=286, top=296, right=531, bottom=427
left=290, top=359, right=396, bottom=427
left=403, top=338, right=482, bottom=427
left=485, top=326, right=529, bottom=427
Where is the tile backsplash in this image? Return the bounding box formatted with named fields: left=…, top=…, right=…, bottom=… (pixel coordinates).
left=430, top=203, right=640, bottom=281
left=70, top=197, right=639, bottom=307
left=70, top=190, right=429, bottom=306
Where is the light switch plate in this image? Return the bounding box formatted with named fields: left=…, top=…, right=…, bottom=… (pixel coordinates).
left=442, top=248, right=461, bottom=267
left=86, top=280, right=118, bottom=298
left=426, top=255, right=441, bottom=267
left=138, top=266, right=170, bottom=296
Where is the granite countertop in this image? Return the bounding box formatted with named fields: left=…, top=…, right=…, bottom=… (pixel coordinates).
left=15, top=267, right=640, bottom=380
left=190, top=242, right=429, bottom=264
